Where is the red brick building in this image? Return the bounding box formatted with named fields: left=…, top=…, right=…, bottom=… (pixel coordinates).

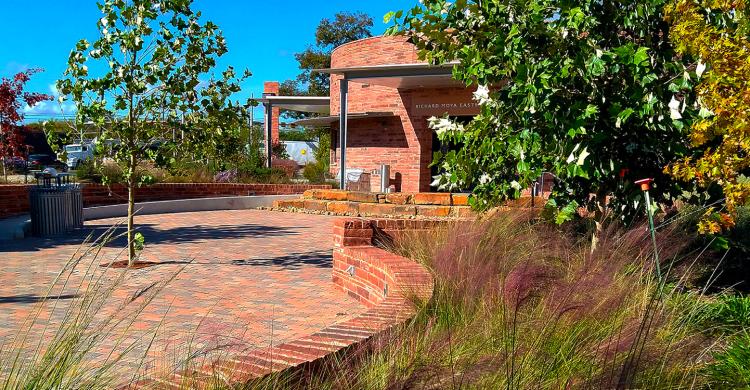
left=262, top=36, right=480, bottom=193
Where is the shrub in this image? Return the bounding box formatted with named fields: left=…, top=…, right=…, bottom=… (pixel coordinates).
left=74, top=159, right=101, bottom=183
left=214, top=169, right=238, bottom=183
left=270, top=158, right=298, bottom=179
left=705, top=294, right=750, bottom=331
left=238, top=167, right=290, bottom=184
left=705, top=332, right=750, bottom=388
left=303, top=162, right=327, bottom=183
left=163, top=159, right=214, bottom=183
left=294, top=212, right=719, bottom=389
left=272, top=142, right=290, bottom=160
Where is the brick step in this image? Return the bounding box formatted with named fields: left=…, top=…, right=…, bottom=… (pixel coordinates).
left=302, top=189, right=470, bottom=206
left=301, top=189, right=542, bottom=208
left=274, top=198, right=474, bottom=218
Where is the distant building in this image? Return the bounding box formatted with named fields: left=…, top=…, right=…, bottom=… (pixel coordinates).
left=261, top=36, right=479, bottom=193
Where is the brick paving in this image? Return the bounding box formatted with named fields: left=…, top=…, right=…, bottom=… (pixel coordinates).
left=0, top=210, right=364, bottom=382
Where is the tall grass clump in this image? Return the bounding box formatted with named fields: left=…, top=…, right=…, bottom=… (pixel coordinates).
left=0, top=227, right=181, bottom=389
left=293, top=211, right=724, bottom=389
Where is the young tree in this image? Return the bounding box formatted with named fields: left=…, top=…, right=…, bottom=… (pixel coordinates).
left=665, top=1, right=750, bottom=234
left=281, top=11, right=373, bottom=98
left=58, top=0, right=251, bottom=265
left=387, top=1, right=698, bottom=222
left=0, top=69, right=52, bottom=179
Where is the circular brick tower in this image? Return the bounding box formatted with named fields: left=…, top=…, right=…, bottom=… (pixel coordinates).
left=328, top=36, right=475, bottom=193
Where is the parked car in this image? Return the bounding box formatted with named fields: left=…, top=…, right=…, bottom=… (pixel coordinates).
left=3, top=156, right=27, bottom=173
left=64, top=143, right=95, bottom=169
left=27, top=154, right=68, bottom=172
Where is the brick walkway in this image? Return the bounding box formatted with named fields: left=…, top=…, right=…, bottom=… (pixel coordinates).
left=0, top=210, right=364, bottom=383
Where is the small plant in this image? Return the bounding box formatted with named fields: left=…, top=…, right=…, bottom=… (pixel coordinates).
left=99, top=161, right=125, bottom=185
left=704, top=331, right=750, bottom=388
left=214, top=169, right=238, bottom=183
left=74, top=159, right=101, bottom=183
left=705, top=294, right=750, bottom=330
left=271, top=158, right=299, bottom=179
left=303, top=162, right=327, bottom=184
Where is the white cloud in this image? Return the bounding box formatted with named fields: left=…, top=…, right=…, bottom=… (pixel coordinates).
left=21, top=82, right=76, bottom=119
left=23, top=100, right=77, bottom=117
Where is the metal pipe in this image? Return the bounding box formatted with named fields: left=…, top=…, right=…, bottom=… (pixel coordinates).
left=264, top=102, right=273, bottom=168
left=339, top=79, right=349, bottom=190
left=380, top=164, right=390, bottom=192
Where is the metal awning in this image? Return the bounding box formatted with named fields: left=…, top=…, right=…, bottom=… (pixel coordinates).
left=315, top=61, right=464, bottom=188
left=316, top=62, right=462, bottom=89
left=294, top=112, right=395, bottom=128
left=256, top=96, right=330, bottom=114
left=260, top=95, right=331, bottom=169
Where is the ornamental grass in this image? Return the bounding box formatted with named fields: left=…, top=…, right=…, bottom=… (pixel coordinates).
left=279, top=211, right=735, bottom=389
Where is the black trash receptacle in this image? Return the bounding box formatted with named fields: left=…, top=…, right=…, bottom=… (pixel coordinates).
left=68, top=184, right=84, bottom=229
left=29, top=173, right=84, bottom=237
left=30, top=187, right=69, bottom=237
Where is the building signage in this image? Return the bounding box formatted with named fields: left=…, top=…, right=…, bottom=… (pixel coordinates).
left=412, top=96, right=481, bottom=116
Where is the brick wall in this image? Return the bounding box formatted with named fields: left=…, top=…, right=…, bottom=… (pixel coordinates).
left=264, top=81, right=281, bottom=145
left=332, top=218, right=435, bottom=308
left=327, top=36, right=477, bottom=192
left=0, top=185, right=31, bottom=219
left=0, top=183, right=330, bottom=218
left=125, top=217, right=435, bottom=389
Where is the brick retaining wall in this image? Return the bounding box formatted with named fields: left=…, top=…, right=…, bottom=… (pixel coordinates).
left=0, top=183, right=331, bottom=219
left=0, top=185, right=31, bottom=219
left=124, top=217, right=435, bottom=389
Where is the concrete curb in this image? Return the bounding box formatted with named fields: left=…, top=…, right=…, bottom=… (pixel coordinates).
left=83, top=195, right=300, bottom=220
left=0, top=195, right=300, bottom=241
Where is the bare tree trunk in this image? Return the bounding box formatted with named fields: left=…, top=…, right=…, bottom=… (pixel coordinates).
left=127, top=153, right=136, bottom=266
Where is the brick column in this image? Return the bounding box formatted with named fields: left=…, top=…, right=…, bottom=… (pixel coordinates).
left=263, top=81, right=280, bottom=145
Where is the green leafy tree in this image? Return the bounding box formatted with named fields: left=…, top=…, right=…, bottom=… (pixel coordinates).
left=665, top=0, right=750, bottom=234
left=58, top=0, right=251, bottom=265
left=281, top=11, right=373, bottom=98
left=387, top=1, right=698, bottom=222
left=278, top=12, right=371, bottom=179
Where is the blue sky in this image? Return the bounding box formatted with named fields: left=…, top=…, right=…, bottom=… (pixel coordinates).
left=0, top=0, right=416, bottom=122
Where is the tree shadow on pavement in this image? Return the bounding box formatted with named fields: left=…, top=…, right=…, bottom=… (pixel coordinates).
left=0, top=223, right=301, bottom=253
left=0, top=294, right=80, bottom=305
left=230, top=250, right=332, bottom=269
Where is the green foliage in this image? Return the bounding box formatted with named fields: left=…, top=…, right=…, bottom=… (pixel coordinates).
left=705, top=332, right=750, bottom=388
left=726, top=206, right=750, bottom=255
left=133, top=232, right=145, bottom=252
left=240, top=167, right=290, bottom=184
left=388, top=1, right=698, bottom=222
left=99, top=161, right=125, bottom=185
left=74, top=159, right=101, bottom=182
left=279, top=128, right=317, bottom=142
left=272, top=143, right=290, bottom=160
left=303, top=162, right=327, bottom=183
left=705, top=294, right=750, bottom=331
left=282, top=12, right=373, bottom=99
left=666, top=1, right=750, bottom=234
left=299, top=214, right=717, bottom=388
left=57, top=0, right=252, bottom=262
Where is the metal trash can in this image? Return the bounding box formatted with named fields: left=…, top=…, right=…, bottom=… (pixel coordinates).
left=29, top=173, right=84, bottom=237
left=68, top=184, right=84, bottom=229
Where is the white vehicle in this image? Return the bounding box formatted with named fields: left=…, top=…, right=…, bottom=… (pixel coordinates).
left=65, top=143, right=95, bottom=169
